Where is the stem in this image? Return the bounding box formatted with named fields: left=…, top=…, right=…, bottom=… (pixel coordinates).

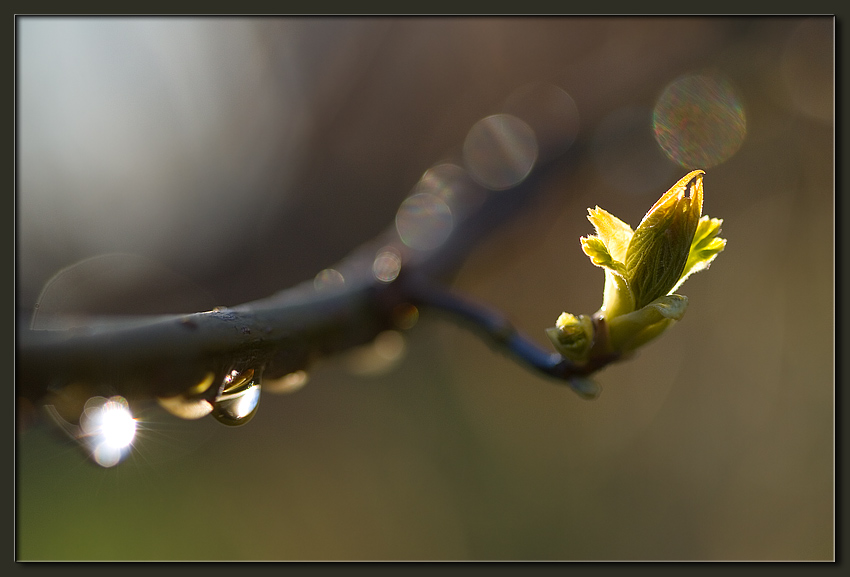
left=401, top=274, right=613, bottom=383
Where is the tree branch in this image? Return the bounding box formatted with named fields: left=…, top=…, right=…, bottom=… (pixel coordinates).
left=16, top=148, right=581, bottom=405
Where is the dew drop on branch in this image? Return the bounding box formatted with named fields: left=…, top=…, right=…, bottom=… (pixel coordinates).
left=211, top=368, right=261, bottom=426
left=156, top=371, right=216, bottom=420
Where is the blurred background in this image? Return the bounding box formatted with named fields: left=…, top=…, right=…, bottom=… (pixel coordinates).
left=16, top=17, right=833, bottom=560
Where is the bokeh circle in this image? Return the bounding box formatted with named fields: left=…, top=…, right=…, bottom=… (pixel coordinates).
left=653, top=74, right=747, bottom=169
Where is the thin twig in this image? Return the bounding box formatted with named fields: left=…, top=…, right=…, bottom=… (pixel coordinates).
left=400, top=273, right=621, bottom=385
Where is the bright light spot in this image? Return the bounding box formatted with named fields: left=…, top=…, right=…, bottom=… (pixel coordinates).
left=463, top=114, right=538, bottom=190
left=396, top=193, right=453, bottom=251
left=98, top=403, right=137, bottom=448
left=79, top=396, right=137, bottom=468
left=225, top=384, right=261, bottom=420
left=223, top=369, right=239, bottom=385
left=653, top=74, right=747, bottom=169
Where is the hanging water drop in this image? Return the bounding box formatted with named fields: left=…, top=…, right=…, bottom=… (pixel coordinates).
left=211, top=368, right=261, bottom=426
left=156, top=371, right=216, bottom=420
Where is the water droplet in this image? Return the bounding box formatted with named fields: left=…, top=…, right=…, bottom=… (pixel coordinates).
left=212, top=368, right=261, bottom=426
left=396, top=193, right=453, bottom=251
left=156, top=371, right=216, bottom=420
left=314, top=268, right=345, bottom=291
left=372, top=247, right=402, bottom=283
left=264, top=370, right=309, bottom=394
left=462, top=114, right=538, bottom=190
left=653, top=74, right=747, bottom=169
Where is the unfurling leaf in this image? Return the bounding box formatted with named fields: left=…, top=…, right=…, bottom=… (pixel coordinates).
left=547, top=170, right=726, bottom=386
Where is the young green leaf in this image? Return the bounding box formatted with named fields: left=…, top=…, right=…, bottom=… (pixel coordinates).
left=625, top=170, right=703, bottom=309
left=548, top=170, right=726, bottom=381
left=586, top=206, right=633, bottom=262
left=671, top=216, right=727, bottom=293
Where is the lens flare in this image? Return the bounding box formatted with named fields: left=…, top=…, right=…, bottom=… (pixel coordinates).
left=79, top=396, right=137, bottom=468
left=314, top=268, right=345, bottom=291
left=653, top=74, right=746, bottom=169
left=412, top=163, right=484, bottom=220
left=372, top=247, right=402, bottom=283
left=396, top=193, right=453, bottom=251
left=463, top=114, right=538, bottom=190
